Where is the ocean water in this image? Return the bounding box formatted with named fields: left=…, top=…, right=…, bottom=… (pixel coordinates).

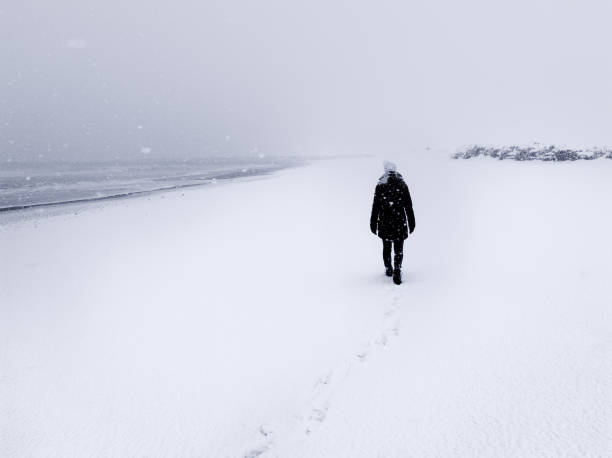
left=0, top=157, right=302, bottom=211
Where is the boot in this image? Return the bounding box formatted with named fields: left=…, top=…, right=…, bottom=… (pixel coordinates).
left=393, top=268, right=402, bottom=285
left=393, top=250, right=403, bottom=284
left=383, top=251, right=392, bottom=276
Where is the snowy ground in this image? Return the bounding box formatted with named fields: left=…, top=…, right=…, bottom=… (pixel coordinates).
left=1, top=154, right=611, bottom=457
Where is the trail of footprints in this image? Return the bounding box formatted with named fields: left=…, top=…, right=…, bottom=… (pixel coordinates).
left=304, top=291, right=402, bottom=436
left=243, top=289, right=403, bottom=457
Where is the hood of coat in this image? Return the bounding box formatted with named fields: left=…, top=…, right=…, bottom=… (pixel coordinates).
left=378, top=170, right=403, bottom=185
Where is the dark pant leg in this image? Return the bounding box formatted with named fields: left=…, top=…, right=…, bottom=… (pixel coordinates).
left=382, top=240, right=392, bottom=268
left=393, top=239, right=404, bottom=270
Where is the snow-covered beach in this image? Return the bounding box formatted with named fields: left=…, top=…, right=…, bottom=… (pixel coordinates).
left=1, top=153, right=611, bottom=457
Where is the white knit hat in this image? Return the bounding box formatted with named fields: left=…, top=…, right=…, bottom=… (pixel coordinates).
left=383, top=161, right=397, bottom=173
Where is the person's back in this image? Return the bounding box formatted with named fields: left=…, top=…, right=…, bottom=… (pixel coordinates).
left=370, top=161, right=415, bottom=284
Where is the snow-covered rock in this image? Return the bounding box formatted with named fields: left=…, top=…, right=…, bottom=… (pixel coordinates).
left=453, top=144, right=612, bottom=161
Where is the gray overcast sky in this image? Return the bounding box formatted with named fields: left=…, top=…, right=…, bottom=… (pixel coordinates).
left=2, top=0, right=612, bottom=161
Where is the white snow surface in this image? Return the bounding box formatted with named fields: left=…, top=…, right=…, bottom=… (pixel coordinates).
left=1, top=154, right=611, bottom=457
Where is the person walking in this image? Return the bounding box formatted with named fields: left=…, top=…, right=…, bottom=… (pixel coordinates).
left=370, top=161, right=416, bottom=285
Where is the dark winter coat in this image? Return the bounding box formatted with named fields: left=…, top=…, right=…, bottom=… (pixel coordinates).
left=370, top=171, right=415, bottom=240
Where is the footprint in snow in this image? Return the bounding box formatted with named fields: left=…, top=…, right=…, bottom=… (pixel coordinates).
left=315, top=371, right=333, bottom=388
left=305, top=403, right=330, bottom=435
left=243, top=443, right=271, bottom=458
left=356, top=351, right=368, bottom=362
left=310, top=404, right=329, bottom=423
left=375, top=332, right=389, bottom=346
left=242, top=425, right=274, bottom=458
left=259, top=425, right=273, bottom=437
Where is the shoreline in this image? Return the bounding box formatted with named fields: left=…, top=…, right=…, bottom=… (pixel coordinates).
left=0, top=164, right=298, bottom=224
